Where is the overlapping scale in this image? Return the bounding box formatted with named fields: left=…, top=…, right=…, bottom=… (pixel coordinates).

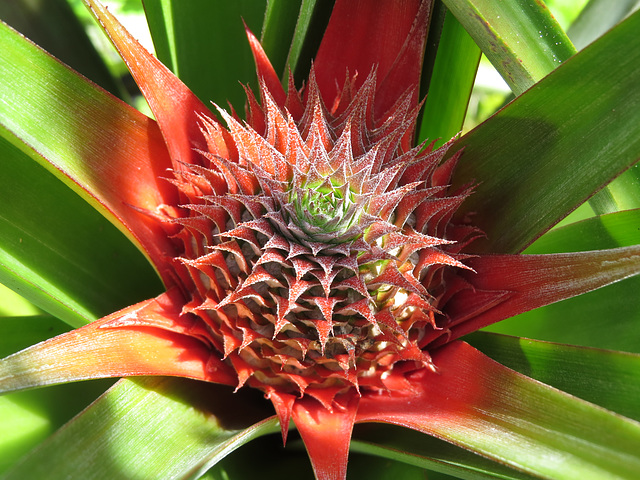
left=163, top=72, right=474, bottom=406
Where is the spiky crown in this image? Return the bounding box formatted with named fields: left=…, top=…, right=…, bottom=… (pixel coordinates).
left=164, top=71, right=474, bottom=409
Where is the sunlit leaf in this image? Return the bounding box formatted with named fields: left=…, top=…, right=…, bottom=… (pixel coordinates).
left=443, top=0, right=575, bottom=95
left=451, top=10, right=640, bottom=253
left=0, top=133, right=160, bottom=327
left=2, top=377, right=278, bottom=480
left=468, top=331, right=640, bottom=422
left=418, top=10, right=481, bottom=147
left=260, top=0, right=302, bottom=79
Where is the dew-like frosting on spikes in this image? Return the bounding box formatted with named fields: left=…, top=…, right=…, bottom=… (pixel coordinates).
left=164, top=71, right=476, bottom=407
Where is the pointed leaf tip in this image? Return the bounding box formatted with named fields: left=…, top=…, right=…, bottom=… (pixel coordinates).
left=292, top=395, right=359, bottom=480
left=435, top=244, right=640, bottom=345
left=244, top=22, right=287, bottom=107
left=83, top=0, right=219, bottom=167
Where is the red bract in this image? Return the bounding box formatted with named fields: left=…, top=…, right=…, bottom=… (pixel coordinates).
left=2, top=1, right=640, bottom=479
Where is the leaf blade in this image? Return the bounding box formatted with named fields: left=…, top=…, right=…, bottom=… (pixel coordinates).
left=2, top=377, right=278, bottom=480
left=442, top=0, right=575, bottom=95
left=357, top=341, right=640, bottom=480
left=451, top=10, right=640, bottom=253
left=0, top=132, right=161, bottom=327
left=468, top=331, right=640, bottom=423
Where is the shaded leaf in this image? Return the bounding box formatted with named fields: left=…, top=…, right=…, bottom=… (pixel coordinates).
left=143, top=0, right=266, bottom=110
left=260, top=0, right=302, bottom=79
left=567, top=0, right=640, bottom=50
left=0, top=0, right=125, bottom=98
left=352, top=425, right=537, bottom=480
left=0, top=315, right=113, bottom=474
left=419, top=9, right=481, bottom=148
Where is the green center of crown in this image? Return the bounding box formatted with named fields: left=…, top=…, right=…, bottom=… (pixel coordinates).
left=288, top=180, right=362, bottom=243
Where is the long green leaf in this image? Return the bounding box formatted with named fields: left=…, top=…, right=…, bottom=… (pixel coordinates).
left=567, top=0, right=640, bottom=50
left=451, top=10, right=640, bottom=254
left=527, top=208, right=640, bottom=254
left=468, top=332, right=640, bottom=422
left=0, top=380, right=114, bottom=474
left=0, top=19, right=178, bottom=283
left=418, top=10, right=481, bottom=147
left=284, top=0, right=334, bottom=84
left=0, top=284, right=40, bottom=317
left=0, top=315, right=113, bottom=474
left=564, top=0, right=640, bottom=218
left=442, top=0, right=575, bottom=95
left=1, top=377, right=278, bottom=480
left=260, top=0, right=302, bottom=79
left=0, top=133, right=160, bottom=327
left=143, top=0, right=266, bottom=110
left=203, top=434, right=314, bottom=480
left=351, top=427, right=536, bottom=480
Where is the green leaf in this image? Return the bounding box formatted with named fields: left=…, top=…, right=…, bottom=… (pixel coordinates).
left=0, top=380, right=115, bottom=475
left=418, top=10, right=481, bottom=147
left=451, top=10, right=640, bottom=254
left=567, top=0, right=640, bottom=50
left=349, top=450, right=458, bottom=480
left=442, top=0, right=576, bottom=95
left=0, top=18, right=178, bottom=285
left=2, top=377, right=278, bottom=480
left=260, top=0, right=302, bottom=79
left=284, top=0, right=334, bottom=84
left=486, top=273, right=640, bottom=353
left=467, top=331, right=640, bottom=423
left=352, top=426, right=537, bottom=480
left=203, top=434, right=315, bottom=480
left=0, top=315, right=68, bottom=358
left=0, top=0, right=125, bottom=99
left=527, top=208, right=640, bottom=254
left=565, top=1, right=640, bottom=218
left=0, top=284, right=40, bottom=317
left=0, top=133, right=161, bottom=327
left=0, top=315, right=113, bottom=474
left=143, top=0, right=267, bottom=110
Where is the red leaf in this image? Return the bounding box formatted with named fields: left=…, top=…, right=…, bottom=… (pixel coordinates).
left=431, top=244, right=640, bottom=346
left=292, top=395, right=359, bottom=480
left=314, top=0, right=430, bottom=117
left=0, top=290, right=236, bottom=393
left=85, top=0, right=227, bottom=166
